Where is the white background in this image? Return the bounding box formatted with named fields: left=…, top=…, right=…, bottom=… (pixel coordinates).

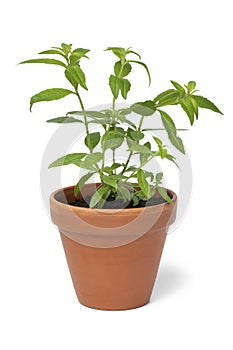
left=1, top=0, right=233, bottom=349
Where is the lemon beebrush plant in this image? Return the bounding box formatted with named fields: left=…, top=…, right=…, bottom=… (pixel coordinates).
left=20, top=43, right=223, bottom=208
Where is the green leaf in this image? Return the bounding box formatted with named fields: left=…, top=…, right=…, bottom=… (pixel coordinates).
left=89, top=185, right=111, bottom=208
left=128, top=60, right=151, bottom=86
left=70, top=48, right=90, bottom=64
left=170, top=80, right=185, bottom=93
left=101, top=174, right=118, bottom=190
left=109, top=75, right=131, bottom=100
left=109, top=75, right=120, bottom=99
left=102, top=129, right=124, bottom=150
left=84, top=132, right=100, bottom=151
left=30, top=88, right=74, bottom=111
left=159, top=109, right=185, bottom=154
left=114, top=61, right=132, bottom=77
left=192, top=95, right=223, bottom=114
left=124, top=119, right=137, bottom=129
left=128, top=139, right=152, bottom=154
left=81, top=153, right=103, bottom=170
left=131, top=100, right=156, bottom=116
left=156, top=172, right=163, bottom=184
left=65, top=65, right=87, bottom=90
left=105, top=47, right=126, bottom=60
left=74, top=172, right=95, bottom=197
left=19, top=58, right=66, bottom=68
left=118, top=78, right=131, bottom=99
left=190, top=96, right=199, bottom=119
left=68, top=110, right=106, bottom=118
left=154, top=90, right=180, bottom=107
left=48, top=153, right=86, bottom=168
left=117, top=185, right=132, bottom=202
left=132, top=195, right=139, bottom=207
left=46, top=117, right=83, bottom=123
left=130, top=130, right=144, bottom=141
left=111, top=163, right=123, bottom=170
left=126, top=49, right=141, bottom=59
left=157, top=186, right=172, bottom=203
left=137, top=169, right=150, bottom=198
left=38, top=49, right=68, bottom=60
left=153, top=137, right=167, bottom=158
left=166, top=154, right=179, bottom=167
left=179, top=97, right=195, bottom=125
left=187, top=81, right=196, bottom=92
left=61, top=43, right=72, bottom=55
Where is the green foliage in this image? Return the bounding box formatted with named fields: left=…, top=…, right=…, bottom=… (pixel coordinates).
left=30, top=88, right=74, bottom=111
left=19, top=58, right=67, bottom=68
left=84, top=132, right=100, bottom=151
left=20, top=43, right=223, bottom=209
left=48, top=153, right=86, bottom=168
left=159, top=110, right=185, bottom=153
left=74, top=172, right=95, bottom=197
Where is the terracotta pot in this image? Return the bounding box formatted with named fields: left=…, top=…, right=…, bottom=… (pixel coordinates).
left=50, top=183, right=177, bottom=310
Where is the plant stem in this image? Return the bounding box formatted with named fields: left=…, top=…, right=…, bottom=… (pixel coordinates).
left=126, top=155, right=154, bottom=180
left=76, top=89, right=92, bottom=153
left=121, top=115, right=145, bottom=174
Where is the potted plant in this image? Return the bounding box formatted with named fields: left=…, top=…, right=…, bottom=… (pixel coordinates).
left=19, top=43, right=223, bottom=310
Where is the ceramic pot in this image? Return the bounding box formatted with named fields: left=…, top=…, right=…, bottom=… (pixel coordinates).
left=50, top=183, right=177, bottom=310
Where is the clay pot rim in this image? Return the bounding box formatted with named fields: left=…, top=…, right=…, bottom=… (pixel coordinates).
left=50, top=184, right=177, bottom=216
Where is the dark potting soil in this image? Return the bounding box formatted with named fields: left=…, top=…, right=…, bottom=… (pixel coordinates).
left=70, top=194, right=167, bottom=209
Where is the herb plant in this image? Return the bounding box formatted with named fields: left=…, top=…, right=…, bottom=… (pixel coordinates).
left=20, top=43, right=223, bottom=208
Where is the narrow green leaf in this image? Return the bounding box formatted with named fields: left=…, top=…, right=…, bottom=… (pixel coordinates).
left=118, top=78, right=131, bottom=99
left=89, top=186, right=111, bottom=208
left=19, top=58, right=66, bottom=68
left=30, top=88, right=74, bottom=111
left=157, top=186, right=172, bottom=203
left=67, top=110, right=106, bottom=118
left=117, top=185, right=132, bottom=202
left=109, top=75, right=120, bottom=99
left=128, top=139, right=152, bottom=154
left=156, top=172, right=163, bottom=184
left=128, top=60, right=151, bottom=86
left=187, top=81, right=196, bottom=92
left=65, top=65, right=87, bottom=90
left=48, top=153, right=86, bottom=168
left=61, top=43, right=72, bottom=55
left=130, top=130, right=144, bottom=141
left=153, top=137, right=167, bottom=158
left=190, top=96, right=199, bottom=119
left=46, top=117, right=83, bottom=123
left=111, top=163, right=123, bottom=170
left=70, top=48, right=90, bottom=64
left=101, top=174, right=117, bottom=190
left=114, top=61, right=132, bottom=77
left=126, top=49, right=141, bottom=59
left=170, top=80, right=185, bottom=93
left=131, top=100, right=156, bottom=116
left=74, top=172, right=95, bottom=197
left=154, top=89, right=180, bottom=107
left=137, top=169, right=150, bottom=198
left=102, top=130, right=124, bottom=150
left=179, top=97, right=195, bottom=125
left=192, top=95, right=223, bottom=115
left=84, top=132, right=100, bottom=151
left=105, top=47, right=126, bottom=60
left=81, top=153, right=103, bottom=170
left=38, top=49, right=67, bottom=60
left=159, top=109, right=185, bottom=154
left=166, top=154, right=179, bottom=167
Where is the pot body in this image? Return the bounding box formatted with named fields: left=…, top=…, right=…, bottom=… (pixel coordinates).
left=50, top=184, right=177, bottom=310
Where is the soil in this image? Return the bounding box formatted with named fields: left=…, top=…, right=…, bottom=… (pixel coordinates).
left=70, top=194, right=167, bottom=209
